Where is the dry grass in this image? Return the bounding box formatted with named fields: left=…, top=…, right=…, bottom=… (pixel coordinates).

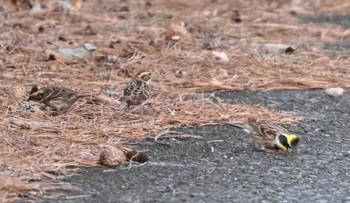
left=0, top=0, right=349, bottom=201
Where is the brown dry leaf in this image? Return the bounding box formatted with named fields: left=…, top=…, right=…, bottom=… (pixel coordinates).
left=165, top=23, right=190, bottom=42
left=232, top=9, right=242, bottom=23
left=74, top=0, right=82, bottom=10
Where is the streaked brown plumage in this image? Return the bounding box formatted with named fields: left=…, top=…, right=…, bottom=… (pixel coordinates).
left=225, top=117, right=299, bottom=152
left=119, top=71, right=151, bottom=108
left=27, top=85, right=89, bottom=111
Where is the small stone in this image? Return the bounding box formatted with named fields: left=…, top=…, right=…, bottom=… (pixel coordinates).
left=325, top=87, right=345, bottom=97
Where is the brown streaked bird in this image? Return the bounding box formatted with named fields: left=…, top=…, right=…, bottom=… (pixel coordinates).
left=119, top=71, right=151, bottom=109
left=27, top=85, right=89, bottom=111
left=224, top=117, right=299, bottom=152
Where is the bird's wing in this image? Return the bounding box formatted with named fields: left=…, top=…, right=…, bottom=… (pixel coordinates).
left=257, top=123, right=281, bottom=139
left=44, top=86, right=74, bottom=100
left=125, top=80, right=138, bottom=96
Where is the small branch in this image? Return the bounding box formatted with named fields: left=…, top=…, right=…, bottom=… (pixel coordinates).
left=65, top=195, right=92, bottom=200
left=207, top=139, right=224, bottom=143
left=126, top=159, right=147, bottom=169
left=154, top=129, right=184, bottom=147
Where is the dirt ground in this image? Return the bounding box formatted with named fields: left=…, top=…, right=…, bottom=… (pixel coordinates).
left=40, top=89, right=350, bottom=203
left=1, top=0, right=350, bottom=202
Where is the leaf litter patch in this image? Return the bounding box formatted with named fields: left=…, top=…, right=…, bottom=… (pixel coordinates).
left=0, top=93, right=300, bottom=201
left=0, top=0, right=349, bottom=201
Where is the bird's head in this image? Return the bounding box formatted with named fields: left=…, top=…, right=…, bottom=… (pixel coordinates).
left=273, top=133, right=299, bottom=152
left=27, top=85, right=44, bottom=101
left=136, top=71, right=152, bottom=82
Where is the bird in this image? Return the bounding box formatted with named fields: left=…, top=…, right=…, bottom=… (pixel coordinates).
left=224, top=117, right=299, bottom=152
left=27, top=85, right=89, bottom=111
left=119, top=71, right=152, bottom=109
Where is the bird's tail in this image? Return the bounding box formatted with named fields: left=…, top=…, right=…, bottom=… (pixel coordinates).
left=222, top=121, right=253, bottom=135
left=222, top=121, right=246, bottom=129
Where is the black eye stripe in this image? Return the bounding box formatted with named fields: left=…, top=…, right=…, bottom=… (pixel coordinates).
left=278, top=135, right=289, bottom=147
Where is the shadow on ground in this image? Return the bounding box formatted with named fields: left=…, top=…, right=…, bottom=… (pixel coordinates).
left=39, top=90, right=350, bottom=203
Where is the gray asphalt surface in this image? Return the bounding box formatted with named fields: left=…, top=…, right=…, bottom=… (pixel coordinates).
left=40, top=89, right=350, bottom=203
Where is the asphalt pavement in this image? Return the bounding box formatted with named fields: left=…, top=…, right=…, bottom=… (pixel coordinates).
left=41, top=89, right=350, bottom=203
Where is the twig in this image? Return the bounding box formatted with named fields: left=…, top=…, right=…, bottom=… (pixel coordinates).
left=126, top=160, right=147, bottom=169
left=65, top=195, right=92, bottom=200
left=154, top=129, right=184, bottom=147
left=103, top=169, right=117, bottom=173
left=207, top=140, right=224, bottom=143
left=174, top=134, right=202, bottom=139
left=22, top=65, right=27, bottom=76
left=250, top=23, right=304, bottom=30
